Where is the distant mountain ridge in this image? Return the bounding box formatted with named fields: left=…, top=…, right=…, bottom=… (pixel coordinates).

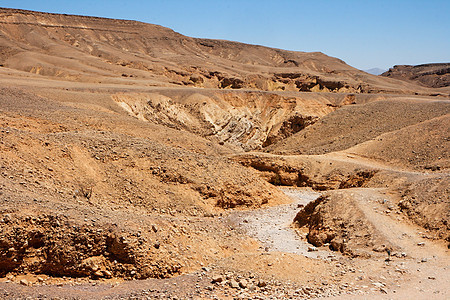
left=363, top=68, right=386, bottom=75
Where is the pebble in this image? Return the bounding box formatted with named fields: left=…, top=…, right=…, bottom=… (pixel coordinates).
left=103, top=270, right=112, bottom=278
left=229, top=279, right=240, bottom=289
left=94, top=270, right=103, bottom=277
left=19, top=279, right=29, bottom=286
left=257, top=280, right=267, bottom=287
left=211, top=275, right=223, bottom=283
left=239, top=279, right=248, bottom=289
left=372, top=282, right=384, bottom=288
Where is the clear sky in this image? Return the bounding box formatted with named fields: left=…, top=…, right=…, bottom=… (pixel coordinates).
left=1, top=0, right=449, bottom=70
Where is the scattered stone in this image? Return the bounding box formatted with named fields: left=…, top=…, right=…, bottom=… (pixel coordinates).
left=211, top=275, right=223, bottom=283
left=229, top=279, right=240, bottom=289
left=307, top=246, right=318, bottom=252
left=417, top=242, right=425, bottom=246
left=19, top=279, right=29, bottom=286
left=239, top=279, right=248, bottom=289
left=257, top=280, right=267, bottom=287
left=372, top=282, right=384, bottom=288
left=373, top=245, right=386, bottom=252
left=103, top=270, right=112, bottom=278
left=94, top=270, right=103, bottom=277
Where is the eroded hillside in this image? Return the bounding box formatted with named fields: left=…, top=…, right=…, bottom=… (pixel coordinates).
left=0, top=7, right=445, bottom=96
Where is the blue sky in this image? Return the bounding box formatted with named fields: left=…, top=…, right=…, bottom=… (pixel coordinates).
left=1, top=0, right=449, bottom=70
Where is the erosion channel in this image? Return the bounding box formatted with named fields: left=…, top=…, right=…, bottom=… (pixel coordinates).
left=233, top=187, right=333, bottom=259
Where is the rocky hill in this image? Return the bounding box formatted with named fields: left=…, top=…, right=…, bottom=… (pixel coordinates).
left=381, top=63, right=450, bottom=88
left=0, top=7, right=439, bottom=95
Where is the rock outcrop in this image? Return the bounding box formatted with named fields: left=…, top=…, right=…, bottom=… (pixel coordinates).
left=381, top=63, right=450, bottom=88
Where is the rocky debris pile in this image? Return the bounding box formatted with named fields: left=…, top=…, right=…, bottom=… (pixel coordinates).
left=0, top=213, right=183, bottom=279
left=204, top=270, right=360, bottom=299
left=211, top=272, right=267, bottom=290
left=0, top=263, right=373, bottom=299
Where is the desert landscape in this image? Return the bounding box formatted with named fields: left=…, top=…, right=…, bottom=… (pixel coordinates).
left=0, top=7, right=449, bottom=299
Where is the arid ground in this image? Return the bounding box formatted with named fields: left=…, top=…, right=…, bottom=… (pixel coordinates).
left=0, top=8, right=449, bottom=299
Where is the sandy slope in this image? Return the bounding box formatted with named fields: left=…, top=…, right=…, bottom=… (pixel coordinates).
left=268, top=99, right=450, bottom=158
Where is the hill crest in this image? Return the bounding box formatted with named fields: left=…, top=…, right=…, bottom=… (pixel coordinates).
left=0, top=7, right=437, bottom=95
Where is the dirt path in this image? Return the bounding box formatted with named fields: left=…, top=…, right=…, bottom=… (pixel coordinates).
left=234, top=185, right=450, bottom=299
left=330, top=151, right=449, bottom=177
left=348, top=188, right=448, bottom=259
left=328, top=188, right=450, bottom=299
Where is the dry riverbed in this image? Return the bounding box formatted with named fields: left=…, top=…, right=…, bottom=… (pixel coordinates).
left=232, top=187, right=332, bottom=258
